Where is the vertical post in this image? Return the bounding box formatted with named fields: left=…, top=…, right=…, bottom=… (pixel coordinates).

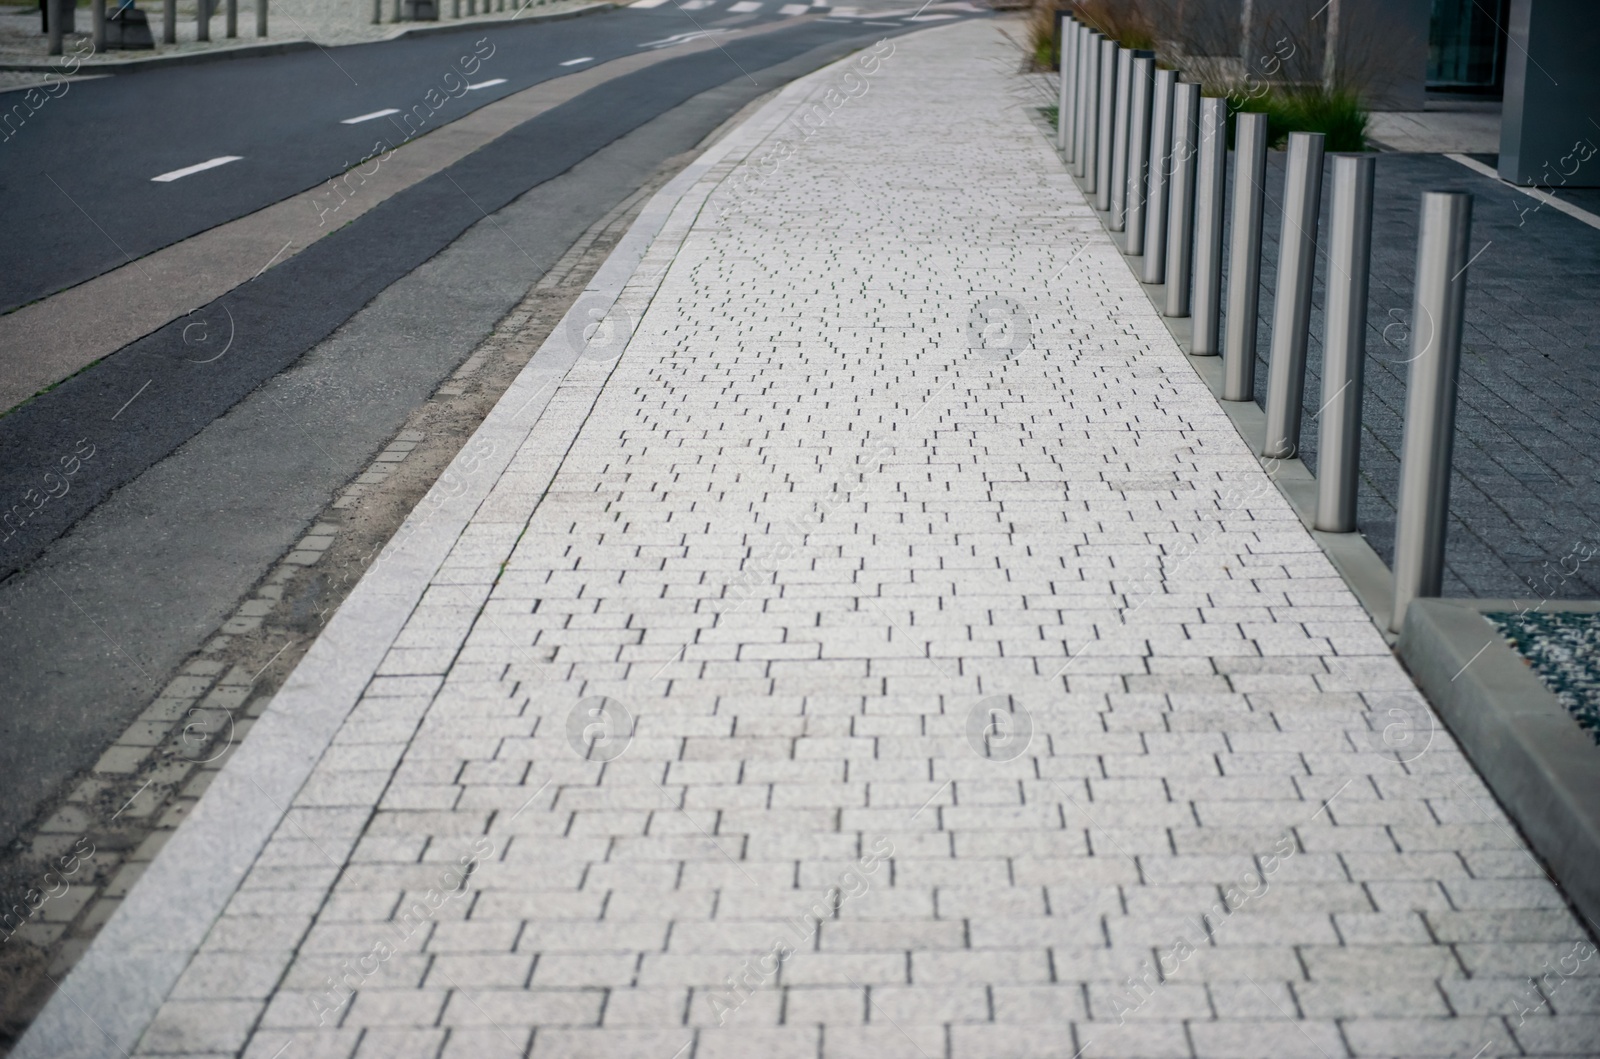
left=1075, top=31, right=1097, bottom=184
left=164, top=0, right=176, bottom=43
left=1315, top=154, right=1377, bottom=534
left=1222, top=112, right=1269, bottom=402
left=1058, top=18, right=1077, bottom=158
left=1262, top=131, right=1327, bottom=459
left=226, top=0, right=237, bottom=37
left=47, top=0, right=62, bottom=56
left=1391, top=192, right=1473, bottom=632
left=1095, top=39, right=1117, bottom=209
left=395, top=0, right=404, bottom=20
left=1164, top=82, right=1200, bottom=317
left=1190, top=97, right=1228, bottom=352
left=256, top=0, right=265, bottom=36
left=1143, top=68, right=1176, bottom=282
left=92, top=0, right=106, bottom=52
left=373, top=0, right=381, bottom=23
left=197, top=0, right=209, bottom=41
left=1123, top=56, right=1154, bottom=250
left=1109, top=47, right=1134, bottom=229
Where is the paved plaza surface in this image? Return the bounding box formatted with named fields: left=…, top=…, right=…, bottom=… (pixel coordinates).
left=22, top=19, right=1600, bottom=1059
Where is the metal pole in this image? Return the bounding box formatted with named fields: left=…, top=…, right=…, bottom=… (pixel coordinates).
left=1143, top=68, right=1176, bottom=282
left=396, top=0, right=404, bottom=20
left=1222, top=112, right=1270, bottom=401
left=453, top=0, right=461, bottom=15
left=1390, top=191, right=1473, bottom=633
left=1164, top=82, right=1200, bottom=317
left=47, top=0, right=63, bottom=54
left=1123, top=56, right=1154, bottom=250
left=92, top=0, right=105, bottom=52
left=226, top=0, right=236, bottom=37
left=164, top=0, right=176, bottom=42
left=373, top=0, right=381, bottom=23
left=256, top=0, right=265, bottom=36
left=197, top=0, right=209, bottom=41
left=1058, top=19, right=1077, bottom=158
left=1109, top=47, right=1134, bottom=229
left=1095, top=39, right=1117, bottom=209
left=1262, top=131, right=1327, bottom=459
left=1190, top=97, right=1227, bottom=351
left=1315, top=154, right=1377, bottom=534
left=1075, top=32, right=1097, bottom=184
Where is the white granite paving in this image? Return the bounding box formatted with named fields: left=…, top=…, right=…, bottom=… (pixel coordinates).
left=100, top=20, right=1600, bottom=1059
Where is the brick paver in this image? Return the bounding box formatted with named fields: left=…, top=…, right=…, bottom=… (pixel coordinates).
left=123, top=21, right=1596, bottom=1059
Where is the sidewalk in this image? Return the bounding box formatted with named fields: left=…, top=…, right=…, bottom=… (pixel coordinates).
left=20, top=19, right=1598, bottom=1059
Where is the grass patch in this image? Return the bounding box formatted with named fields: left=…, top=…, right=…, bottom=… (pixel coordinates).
left=1228, top=86, right=1369, bottom=152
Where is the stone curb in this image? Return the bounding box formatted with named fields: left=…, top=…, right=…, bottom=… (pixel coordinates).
left=8, top=43, right=869, bottom=1059
left=1398, top=598, right=1600, bottom=931
left=0, top=3, right=613, bottom=76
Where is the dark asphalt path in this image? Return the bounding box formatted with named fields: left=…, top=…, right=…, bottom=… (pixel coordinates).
left=0, top=3, right=910, bottom=313
left=0, top=12, right=980, bottom=846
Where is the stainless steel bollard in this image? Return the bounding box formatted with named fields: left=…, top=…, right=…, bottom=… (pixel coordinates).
left=1143, top=68, right=1176, bottom=282
left=197, top=0, right=209, bottom=40
left=1095, top=39, right=1117, bottom=208
left=1190, top=97, right=1227, bottom=352
left=1058, top=18, right=1075, bottom=156
left=1164, top=82, right=1200, bottom=316
left=1123, top=56, right=1155, bottom=252
left=164, top=0, right=176, bottom=42
left=256, top=0, right=266, bottom=35
left=1072, top=27, right=1092, bottom=178
left=226, top=0, right=237, bottom=37
left=1108, top=46, right=1133, bottom=226
left=1222, top=112, right=1270, bottom=401
left=48, top=0, right=64, bottom=55
left=1315, top=154, right=1377, bottom=534
left=1390, top=191, right=1474, bottom=633
left=92, top=0, right=106, bottom=52
left=1262, top=131, right=1327, bottom=459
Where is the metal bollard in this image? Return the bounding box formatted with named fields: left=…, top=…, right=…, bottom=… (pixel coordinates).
left=1109, top=47, right=1134, bottom=229
left=47, top=0, right=64, bottom=55
left=1222, top=112, right=1270, bottom=401
left=1143, top=68, right=1176, bottom=282
left=256, top=0, right=265, bottom=35
left=1075, top=31, right=1098, bottom=184
left=1164, top=82, right=1200, bottom=316
left=92, top=0, right=105, bottom=52
left=197, top=0, right=209, bottom=40
left=1190, top=98, right=1227, bottom=351
left=1262, top=131, right=1327, bottom=459
left=1057, top=17, right=1074, bottom=156
left=1123, top=56, right=1154, bottom=250
left=164, top=0, right=175, bottom=42
left=226, top=0, right=237, bottom=37
left=1390, top=191, right=1474, bottom=632
left=1095, top=39, right=1117, bottom=209
left=1315, top=154, right=1377, bottom=534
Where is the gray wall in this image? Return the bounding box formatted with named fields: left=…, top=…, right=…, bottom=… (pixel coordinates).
left=1499, top=0, right=1600, bottom=187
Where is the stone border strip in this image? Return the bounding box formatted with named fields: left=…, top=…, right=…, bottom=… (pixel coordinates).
left=10, top=44, right=877, bottom=1059
left=0, top=3, right=612, bottom=75
left=1398, top=599, right=1600, bottom=932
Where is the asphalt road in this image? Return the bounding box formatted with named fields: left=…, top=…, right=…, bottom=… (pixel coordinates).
left=0, top=6, right=983, bottom=845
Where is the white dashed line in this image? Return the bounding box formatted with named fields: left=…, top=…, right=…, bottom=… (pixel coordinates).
left=630, top=0, right=670, bottom=6
left=341, top=108, right=400, bottom=124
left=779, top=3, right=809, bottom=13
left=466, top=78, right=507, bottom=90
left=728, top=1, right=762, bottom=10
left=559, top=56, right=595, bottom=66
left=151, top=156, right=243, bottom=183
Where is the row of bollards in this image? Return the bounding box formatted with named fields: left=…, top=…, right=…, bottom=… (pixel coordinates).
left=46, top=0, right=265, bottom=52
left=1055, top=16, right=1476, bottom=632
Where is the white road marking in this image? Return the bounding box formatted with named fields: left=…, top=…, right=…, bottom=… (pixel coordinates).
left=639, top=28, right=724, bottom=47
left=466, top=78, right=507, bottom=90
left=680, top=0, right=712, bottom=8
left=908, top=11, right=958, bottom=18
left=728, top=1, right=761, bottom=10
left=559, top=56, right=595, bottom=65
left=629, top=0, right=670, bottom=6
left=151, top=155, right=243, bottom=183
left=779, top=3, right=808, bottom=12
left=340, top=107, right=399, bottom=124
